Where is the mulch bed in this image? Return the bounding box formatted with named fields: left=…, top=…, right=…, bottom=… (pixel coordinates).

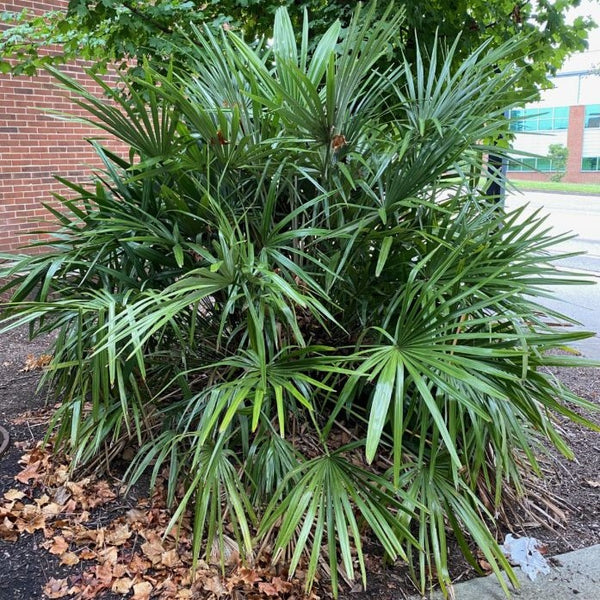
left=0, top=326, right=599, bottom=600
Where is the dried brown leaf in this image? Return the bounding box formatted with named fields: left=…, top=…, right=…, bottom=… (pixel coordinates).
left=43, top=577, right=71, bottom=599
left=60, top=551, right=80, bottom=566
left=161, top=549, right=182, bottom=568
left=48, top=536, right=69, bottom=555
left=21, top=353, right=52, bottom=371
left=203, top=576, right=228, bottom=597
left=0, top=516, right=18, bottom=541
left=258, top=581, right=280, bottom=596
left=15, top=462, right=42, bottom=484
left=236, top=567, right=261, bottom=585
left=112, top=577, right=135, bottom=595
left=141, top=539, right=165, bottom=565
left=95, top=561, right=114, bottom=586
left=271, top=577, right=293, bottom=593
left=106, top=523, right=131, bottom=546
left=99, top=546, right=119, bottom=565
left=3, top=489, right=25, bottom=502
left=42, top=502, right=64, bottom=518
left=132, top=581, right=153, bottom=600
left=126, top=508, right=147, bottom=524
left=53, top=486, right=71, bottom=505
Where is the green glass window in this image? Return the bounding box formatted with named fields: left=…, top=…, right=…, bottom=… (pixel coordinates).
left=509, top=106, right=570, bottom=131
left=582, top=157, right=600, bottom=171
left=584, top=105, right=600, bottom=128
left=507, top=157, right=559, bottom=172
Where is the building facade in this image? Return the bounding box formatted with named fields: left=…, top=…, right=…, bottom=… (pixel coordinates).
left=508, top=51, right=600, bottom=184
left=0, top=1, right=121, bottom=253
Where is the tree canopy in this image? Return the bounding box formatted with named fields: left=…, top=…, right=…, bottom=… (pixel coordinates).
left=0, top=0, right=596, bottom=94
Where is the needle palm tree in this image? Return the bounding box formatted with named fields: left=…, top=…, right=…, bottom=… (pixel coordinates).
left=1, top=5, right=598, bottom=597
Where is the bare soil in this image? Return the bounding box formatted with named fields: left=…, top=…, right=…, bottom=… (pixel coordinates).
left=0, top=326, right=599, bottom=600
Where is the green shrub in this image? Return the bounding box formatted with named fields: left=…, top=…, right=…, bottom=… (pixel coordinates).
left=1, top=6, right=598, bottom=597
left=548, top=143, right=569, bottom=182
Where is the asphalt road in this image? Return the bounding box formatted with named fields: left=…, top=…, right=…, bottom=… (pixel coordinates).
left=505, top=190, right=600, bottom=359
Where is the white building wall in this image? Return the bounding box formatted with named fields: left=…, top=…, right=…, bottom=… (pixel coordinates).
left=583, top=129, right=600, bottom=156
left=512, top=131, right=568, bottom=155
left=527, top=71, right=599, bottom=109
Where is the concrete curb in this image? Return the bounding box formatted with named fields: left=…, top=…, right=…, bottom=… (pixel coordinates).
left=0, top=424, right=9, bottom=459
left=407, top=544, right=600, bottom=600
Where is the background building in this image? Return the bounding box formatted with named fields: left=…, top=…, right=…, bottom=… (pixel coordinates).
left=508, top=50, right=600, bottom=184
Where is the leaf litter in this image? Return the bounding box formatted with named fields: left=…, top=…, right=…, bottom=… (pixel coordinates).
left=0, top=442, right=317, bottom=600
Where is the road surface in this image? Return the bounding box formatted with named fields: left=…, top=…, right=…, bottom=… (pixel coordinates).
left=505, top=190, right=600, bottom=359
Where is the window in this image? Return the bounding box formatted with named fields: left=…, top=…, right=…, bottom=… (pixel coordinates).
left=584, top=105, right=600, bottom=128
left=582, top=157, right=600, bottom=171
left=508, top=157, right=558, bottom=172
left=509, top=107, right=569, bottom=132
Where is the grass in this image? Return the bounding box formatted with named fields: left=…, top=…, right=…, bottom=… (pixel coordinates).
left=509, top=179, right=600, bottom=195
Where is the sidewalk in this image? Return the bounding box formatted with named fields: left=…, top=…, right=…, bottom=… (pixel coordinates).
left=407, top=544, right=600, bottom=599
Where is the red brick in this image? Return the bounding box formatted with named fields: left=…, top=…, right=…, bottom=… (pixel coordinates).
left=0, top=2, right=128, bottom=252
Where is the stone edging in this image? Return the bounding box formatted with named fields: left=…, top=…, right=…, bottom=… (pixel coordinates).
left=0, top=425, right=9, bottom=459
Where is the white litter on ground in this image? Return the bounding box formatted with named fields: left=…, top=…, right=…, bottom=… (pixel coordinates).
left=501, top=534, right=551, bottom=581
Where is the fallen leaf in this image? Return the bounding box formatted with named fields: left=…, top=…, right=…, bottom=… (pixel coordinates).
left=43, top=577, right=70, bottom=599
left=60, top=551, right=80, bottom=566
left=585, top=480, right=600, bottom=488
left=99, top=545, right=119, bottom=565
left=478, top=558, right=492, bottom=573
left=126, top=508, right=147, bottom=524
left=141, top=539, right=164, bottom=565
left=203, top=576, right=228, bottom=597
left=3, top=489, right=25, bottom=502
left=0, top=516, right=18, bottom=541
left=21, top=353, right=52, bottom=371
left=258, top=581, right=280, bottom=596
left=48, top=536, right=69, bottom=555
left=53, top=486, right=72, bottom=505
left=42, top=502, right=64, bottom=518
left=95, top=561, right=114, bottom=586
left=15, top=462, right=42, bottom=484
left=106, top=523, right=131, bottom=546
left=111, top=577, right=134, bottom=595
left=271, top=576, right=293, bottom=593
left=161, top=548, right=182, bottom=568
left=132, top=581, right=153, bottom=600
left=236, top=567, right=261, bottom=585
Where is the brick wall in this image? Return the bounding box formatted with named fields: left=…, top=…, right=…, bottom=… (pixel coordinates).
left=0, top=0, right=123, bottom=253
